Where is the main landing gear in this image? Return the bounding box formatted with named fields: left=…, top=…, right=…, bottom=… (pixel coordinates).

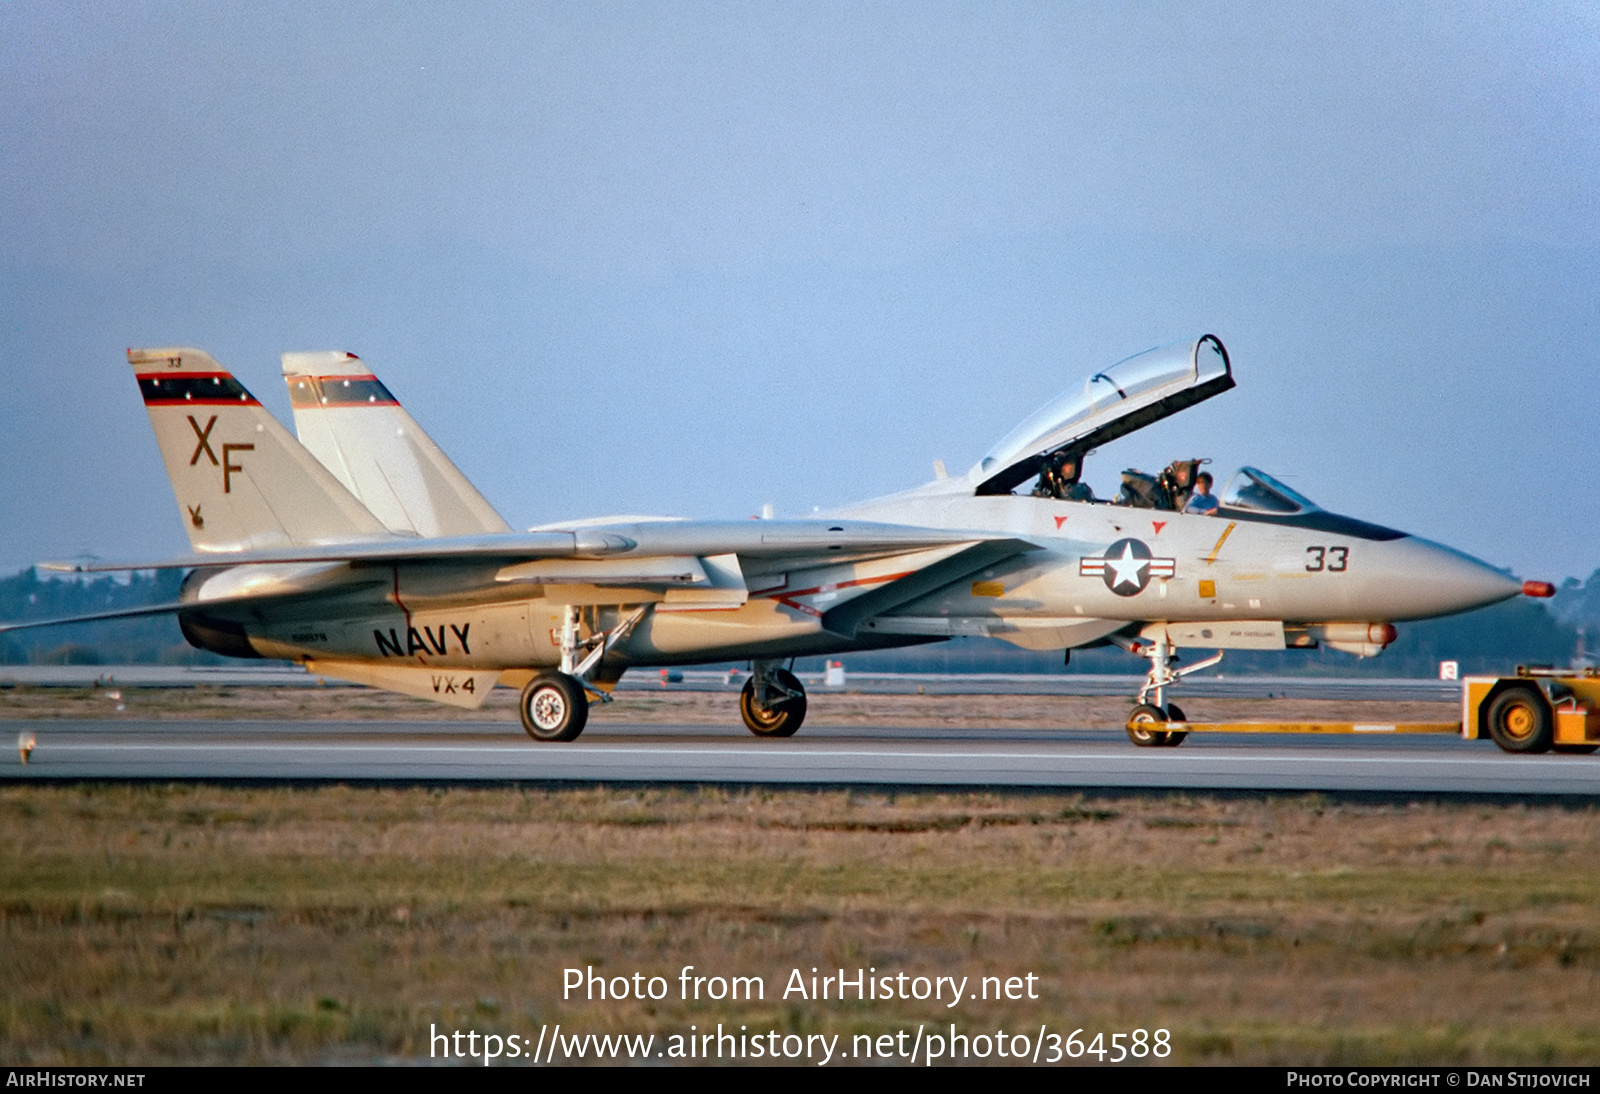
left=520, top=673, right=588, bottom=742
left=740, top=660, right=807, bottom=738
left=519, top=605, right=647, bottom=743
left=1119, top=631, right=1216, bottom=748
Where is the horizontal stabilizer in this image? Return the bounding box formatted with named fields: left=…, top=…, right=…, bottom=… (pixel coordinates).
left=0, top=600, right=204, bottom=635
left=42, top=519, right=1010, bottom=574
left=39, top=531, right=633, bottom=573
left=0, top=568, right=388, bottom=634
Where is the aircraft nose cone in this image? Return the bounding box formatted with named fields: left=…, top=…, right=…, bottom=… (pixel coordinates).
left=1382, top=537, right=1522, bottom=620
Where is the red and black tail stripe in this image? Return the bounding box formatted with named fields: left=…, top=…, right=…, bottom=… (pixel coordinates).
left=287, top=374, right=399, bottom=409
left=137, top=373, right=260, bottom=406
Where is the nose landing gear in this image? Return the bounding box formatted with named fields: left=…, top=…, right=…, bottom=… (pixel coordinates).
left=1120, top=631, right=1214, bottom=748
left=741, top=660, right=807, bottom=737
left=1126, top=701, right=1189, bottom=748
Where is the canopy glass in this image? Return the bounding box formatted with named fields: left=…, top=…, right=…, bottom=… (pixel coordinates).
left=974, top=335, right=1233, bottom=495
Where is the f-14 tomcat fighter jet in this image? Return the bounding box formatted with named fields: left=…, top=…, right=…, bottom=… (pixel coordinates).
left=12, top=336, right=1542, bottom=745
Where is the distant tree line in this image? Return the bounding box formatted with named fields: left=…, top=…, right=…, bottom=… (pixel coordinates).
left=0, top=568, right=223, bottom=666
left=2, top=565, right=1594, bottom=678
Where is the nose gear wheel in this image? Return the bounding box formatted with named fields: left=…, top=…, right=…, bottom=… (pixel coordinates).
left=1126, top=702, right=1188, bottom=747
left=740, top=666, right=807, bottom=737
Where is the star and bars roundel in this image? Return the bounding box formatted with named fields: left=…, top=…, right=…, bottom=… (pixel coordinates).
left=1079, top=538, right=1177, bottom=597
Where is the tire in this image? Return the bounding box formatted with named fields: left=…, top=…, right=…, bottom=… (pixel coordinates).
left=1126, top=703, right=1170, bottom=747
left=1161, top=702, right=1189, bottom=747
left=1485, top=686, right=1553, bottom=755
left=520, top=673, right=589, bottom=742
left=740, top=668, right=807, bottom=738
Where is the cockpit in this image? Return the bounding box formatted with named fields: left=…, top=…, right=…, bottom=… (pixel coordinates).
left=1217, top=467, right=1317, bottom=514
left=973, top=334, right=1235, bottom=497
left=967, top=335, right=1323, bottom=518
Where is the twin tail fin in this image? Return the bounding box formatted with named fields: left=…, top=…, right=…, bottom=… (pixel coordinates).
left=129, top=347, right=391, bottom=552
left=282, top=351, right=512, bottom=537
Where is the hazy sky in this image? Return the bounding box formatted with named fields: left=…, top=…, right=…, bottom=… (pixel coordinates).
left=3, top=2, right=1597, bottom=582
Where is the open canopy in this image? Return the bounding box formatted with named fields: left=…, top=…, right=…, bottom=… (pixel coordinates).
left=973, top=334, right=1234, bottom=495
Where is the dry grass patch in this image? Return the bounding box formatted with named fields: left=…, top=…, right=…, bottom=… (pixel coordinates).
left=3, top=784, right=1600, bottom=1065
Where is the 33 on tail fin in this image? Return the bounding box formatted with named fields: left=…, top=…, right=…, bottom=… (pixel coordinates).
left=282, top=351, right=512, bottom=537
left=130, top=347, right=390, bottom=552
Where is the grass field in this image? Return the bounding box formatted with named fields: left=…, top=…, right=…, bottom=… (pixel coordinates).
left=3, top=686, right=1599, bottom=1066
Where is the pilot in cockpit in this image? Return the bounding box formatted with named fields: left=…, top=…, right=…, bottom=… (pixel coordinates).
left=1182, top=471, right=1219, bottom=515
left=1032, top=452, right=1095, bottom=502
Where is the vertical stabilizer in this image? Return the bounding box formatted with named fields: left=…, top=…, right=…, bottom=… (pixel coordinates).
left=129, top=347, right=391, bottom=551
left=283, top=351, right=512, bottom=537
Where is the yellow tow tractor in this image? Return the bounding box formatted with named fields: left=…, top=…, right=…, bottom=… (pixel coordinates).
left=1460, top=667, right=1600, bottom=755
left=1125, top=667, right=1600, bottom=756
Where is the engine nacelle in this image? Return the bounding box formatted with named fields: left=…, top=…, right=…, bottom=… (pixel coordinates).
left=178, top=610, right=262, bottom=659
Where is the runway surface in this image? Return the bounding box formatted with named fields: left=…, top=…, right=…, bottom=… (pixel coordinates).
left=0, top=665, right=1460, bottom=701
left=6, top=718, right=1600, bottom=797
